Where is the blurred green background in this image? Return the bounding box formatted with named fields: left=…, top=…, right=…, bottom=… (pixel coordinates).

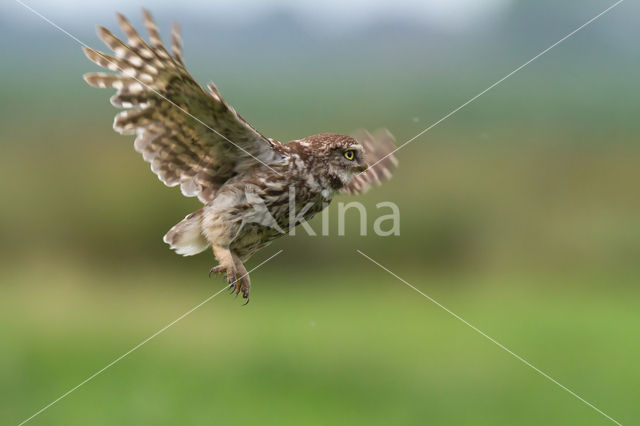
left=1, top=0, right=639, bottom=424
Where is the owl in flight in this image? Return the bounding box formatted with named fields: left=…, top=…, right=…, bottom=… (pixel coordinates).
left=83, top=10, right=397, bottom=303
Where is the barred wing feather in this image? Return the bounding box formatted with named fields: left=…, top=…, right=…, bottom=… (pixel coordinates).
left=83, top=9, right=282, bottom=203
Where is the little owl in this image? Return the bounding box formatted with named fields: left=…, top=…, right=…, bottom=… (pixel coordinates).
left=83, top=9, right=398, bottom=303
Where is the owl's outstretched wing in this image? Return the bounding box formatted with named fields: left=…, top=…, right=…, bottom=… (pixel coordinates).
left=83, top=10, right=282, bottom=203
left=342, top=129, right=398, bottom=195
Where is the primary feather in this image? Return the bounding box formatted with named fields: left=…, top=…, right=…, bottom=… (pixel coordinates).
left=83, top=9, right=283, bottom=203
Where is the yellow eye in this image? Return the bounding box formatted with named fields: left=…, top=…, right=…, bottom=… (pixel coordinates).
left=344, top=150, right=355, bottom=160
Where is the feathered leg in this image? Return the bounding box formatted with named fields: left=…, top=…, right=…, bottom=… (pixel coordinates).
left=209, top=246, right=250, bottom=303
left=232, top=252, right=251, bottom=304
left=209, top=245, right=237, bottom=288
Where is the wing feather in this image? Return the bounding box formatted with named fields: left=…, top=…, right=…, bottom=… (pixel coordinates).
left=142, top=9, right=165, bottom=50
left=171, top=22, right=184, bottom=65
left=83, top=10, right=282, bottom=203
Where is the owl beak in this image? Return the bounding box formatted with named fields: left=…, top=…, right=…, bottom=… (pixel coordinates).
left=356, top=163, right=369, bottom=174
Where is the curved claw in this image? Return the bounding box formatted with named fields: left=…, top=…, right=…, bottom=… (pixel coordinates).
left=210, top=262, right=250, bottom=304
left=209, top=265, right=226, bottom=279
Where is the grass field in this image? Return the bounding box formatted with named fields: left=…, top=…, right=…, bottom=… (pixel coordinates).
left=2, top=257, right=638, bottom=426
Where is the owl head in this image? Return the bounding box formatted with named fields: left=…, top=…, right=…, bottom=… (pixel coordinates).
left=300, top=133, right=368, bottom=184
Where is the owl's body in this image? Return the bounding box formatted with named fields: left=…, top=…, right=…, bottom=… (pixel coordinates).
left=84, top=10, right=397, bottom=302
left=166, top=136, right=354, bottom=261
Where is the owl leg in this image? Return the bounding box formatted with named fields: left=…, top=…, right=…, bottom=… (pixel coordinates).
left=231, top=252, right=251, bottom=304
left=209, top=245, right=239, bottom=291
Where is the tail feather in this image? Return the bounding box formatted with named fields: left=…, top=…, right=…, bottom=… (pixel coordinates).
left=163, top=209, right=209, bottom=256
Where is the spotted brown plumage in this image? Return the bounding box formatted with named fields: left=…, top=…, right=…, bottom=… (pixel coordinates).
left=83, top=9, right=397, bottom=303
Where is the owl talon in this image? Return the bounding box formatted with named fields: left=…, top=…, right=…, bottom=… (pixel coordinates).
left=230, top=278, right=250, bottom=304
left=209, top=265, right=225, bottom=278
left=228, top=276, right=238, bottom=292
left=209, top=247, right=251, bottom=304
